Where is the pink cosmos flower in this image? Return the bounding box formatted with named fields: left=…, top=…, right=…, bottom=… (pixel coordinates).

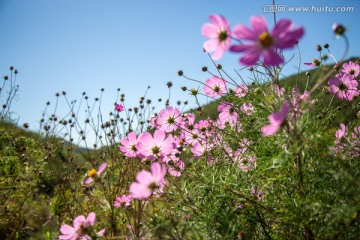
left=218, top=102, right=239, bottom=127
left=183, top=128, right=202, bottom=147
left=304, top=62, right=315, bottom=67
left=84, top=162, right=107, bottom=185
left=136, top=130, right=175, bottom=160
left=230, top=16, right=304, bottom=66
left=261, top=103, right=290, bottom=136
left=234, top=151, right=256, bottom=172
left=59, top=212, right=105, bottom=240
left=234, top=84, right=248, bottom=98
left=156, top=106, right=183, bottom=132
left=114, top=195, right=132, bottom=209
left=191, top=141, right=213, bottom=158
left=115, top=104, right=124, bottom=112
left=129, top=162, right=167, bottom=199
left=150, top=114, right=160, bottom=128
left=194, top=120, right=212, bottom=137
left=167, top=159, right=185, bottom=177
left=250, top=189, right=264, bottom=202
left=203, top=76, right=227, bottom=98
left=332, top=124, right=360, bottom=159
left=179, top=113, right=195, bottom=129
left=341, top=61, right=360, bottom=78
left=201, top=14, right=231, bottom=60
left=240, top=103, right=255, bottom=116
left=328, top=73, right=359, bottom=101
left=120, top=132, right=140, bottom=158
left=335, top=123, right=347, bottom=140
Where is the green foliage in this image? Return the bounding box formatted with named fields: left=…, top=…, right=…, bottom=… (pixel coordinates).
left=0, top=53, right=359, bottom=240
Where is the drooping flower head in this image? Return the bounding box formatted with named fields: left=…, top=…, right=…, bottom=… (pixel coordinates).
left=59, top=212, right=105, bottom=240
left=202, top=14, right=231, bottom=60
left=328, top=73, right=359, bottom=101
left=84, top=162, right=107, bottom=185
left=261, top=103, right=290, bottom=136
left=129, top=162, right=167, bottom=199
left=203, top=76, right=227, bottom=98
left=230, top=16, right=304, bottom=66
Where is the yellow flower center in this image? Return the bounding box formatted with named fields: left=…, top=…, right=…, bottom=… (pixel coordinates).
left=87, top=168, right=97, bottom=178
left=259, top=32, right=273, bottom=48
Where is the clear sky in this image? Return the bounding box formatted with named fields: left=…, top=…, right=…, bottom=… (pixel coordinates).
left=0, top=0, right=359, bottom=145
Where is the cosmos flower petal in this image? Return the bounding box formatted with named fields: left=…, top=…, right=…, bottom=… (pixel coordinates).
left=261, top=124, right=280, bottom=136
left=97, top=228, right=106, bottom=237
left=262, top=49, right=283, bottom=66
left=97, top=162, right=107, bottom=175
left=60, top=224, right=76, bottom=235
left=73, top=215, right=86, bottom=229
left=240, top=49, right=261, bottom=66
left=232, top=24, right=257, bottom=40
left=59, top=234, right=75, bottom=240
left=84, top=178, right=94, bottom=185
left=85, top=212, right=96, bottom=227
left=211, top=44, right=227, bottom=60
left=271, top=19, right=292, bottom=36
left=203, top=38, right=218, bottom=53
left=229, top=44, right=254, bottom=53
left=201, top=23, right=219, bottom=38
left=250, top=15, right=268, bottom=34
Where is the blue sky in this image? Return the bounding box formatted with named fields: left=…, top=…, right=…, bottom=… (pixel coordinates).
left=0, top=0, right=359, bottom=144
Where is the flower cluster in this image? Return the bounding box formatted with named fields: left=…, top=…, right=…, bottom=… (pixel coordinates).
left=328, top=61, right=359, bottom=101
left=332, top=123, right=360, bottom=159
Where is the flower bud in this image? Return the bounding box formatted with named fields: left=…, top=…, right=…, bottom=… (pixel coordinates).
left=167, top=81, right=173, bottom=88
left=332, top=23, right=346, bottom=36
left=313, top=58, right=320, bottom=66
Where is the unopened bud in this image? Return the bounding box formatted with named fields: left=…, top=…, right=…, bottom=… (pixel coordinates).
left=332, top=23, right=346, bottom=36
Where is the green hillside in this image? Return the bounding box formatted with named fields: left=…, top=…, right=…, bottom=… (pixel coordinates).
left=191, top=57, right=359, bottom=124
